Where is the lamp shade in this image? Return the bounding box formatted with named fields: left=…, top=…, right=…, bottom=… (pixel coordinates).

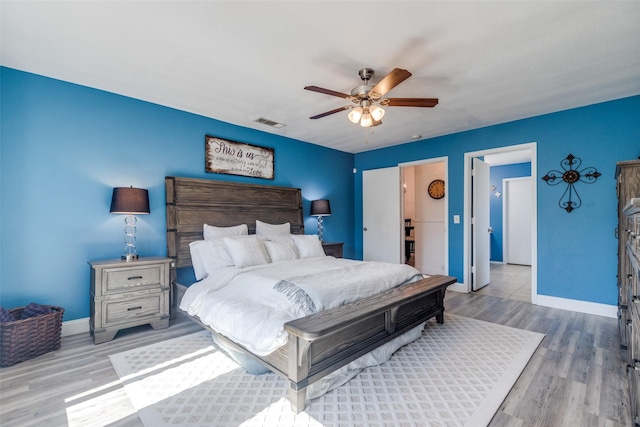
left=348, top=107, right=363, bottom=124
left=110, top=187, right=150, bottom=214
left=310, top=199, right=331, bottom=216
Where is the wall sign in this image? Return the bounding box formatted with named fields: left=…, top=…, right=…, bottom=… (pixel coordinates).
left=205, top=135, right=274, bottom=180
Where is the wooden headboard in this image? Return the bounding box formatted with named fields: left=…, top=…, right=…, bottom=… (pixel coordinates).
left=165, top=176, right=304, bottom=278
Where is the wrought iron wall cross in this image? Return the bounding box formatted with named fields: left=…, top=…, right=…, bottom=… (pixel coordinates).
left=542, top=154, right=601, bottom=213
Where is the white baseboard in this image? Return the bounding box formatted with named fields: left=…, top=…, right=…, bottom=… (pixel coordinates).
left=62, top=317, right=90, bottom=337
left=447, top=284, right=617, bottom=319
left=447, top=282, right=467, bottom=294
left=535, top=295, right=617, bottom=319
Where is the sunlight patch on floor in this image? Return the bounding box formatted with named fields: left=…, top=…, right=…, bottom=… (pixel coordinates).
left=65, top=379, right=137, bottom=427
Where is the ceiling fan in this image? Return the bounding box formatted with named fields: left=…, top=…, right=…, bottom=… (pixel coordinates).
left=304, top=67, right=438, bottom=127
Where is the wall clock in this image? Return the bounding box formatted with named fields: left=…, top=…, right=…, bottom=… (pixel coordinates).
left=428, top=179, right=445, bottom=199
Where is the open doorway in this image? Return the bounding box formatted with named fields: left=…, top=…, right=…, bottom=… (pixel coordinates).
left=401, top=157, right=448, bottom=276
left=463, top=143, right=537, bottom=304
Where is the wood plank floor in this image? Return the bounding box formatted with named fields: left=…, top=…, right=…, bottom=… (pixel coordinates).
left=0, top=291, right=631, bottom=426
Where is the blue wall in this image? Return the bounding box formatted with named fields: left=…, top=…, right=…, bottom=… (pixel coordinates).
left=490, top=162, right=532, bottom=262
left=0, top=67, right=355, bottom=321
left=2, top=66, right=639, bottom=320
left=354, top=96, right=640, bottom=306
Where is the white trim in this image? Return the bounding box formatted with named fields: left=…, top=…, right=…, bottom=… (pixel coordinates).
left=62, top=317, right=90, bottom=337
left=463, top=143, right=538, bottom=304
left=446, top=282, right=467, bottom=294
left=536, top=295, right=617, bottom=319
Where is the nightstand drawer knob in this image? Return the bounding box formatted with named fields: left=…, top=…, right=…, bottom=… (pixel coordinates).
left=127, top=276, right=143, bottom=281
left=127, top=306, right=143, bottom=311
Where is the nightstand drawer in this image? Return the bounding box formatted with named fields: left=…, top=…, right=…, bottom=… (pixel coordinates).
left=102, top=291, right=168, bottom=327
left=102, top=264, right=165, bottom=295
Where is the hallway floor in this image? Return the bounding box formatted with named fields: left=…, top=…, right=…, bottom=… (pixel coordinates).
left=405, top=257, right=531, bottom=304
left=475, top=263, right=531, bottom=303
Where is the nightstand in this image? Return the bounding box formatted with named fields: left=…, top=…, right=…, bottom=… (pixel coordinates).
left=89, top=257, right=172, bottom=344
left=322, top=242, right=344, bottom=258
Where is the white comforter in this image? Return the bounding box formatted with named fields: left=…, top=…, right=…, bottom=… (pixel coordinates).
left=180, top=256, right=423, bottom=356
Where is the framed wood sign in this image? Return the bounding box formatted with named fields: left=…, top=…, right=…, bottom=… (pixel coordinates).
left=205, top=135, right=274, bottom=180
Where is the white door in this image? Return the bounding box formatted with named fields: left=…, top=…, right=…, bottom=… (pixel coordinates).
left=472, top=158, right=491, bottom=290
left=504, top=177, right=532, bottom=265
left=363, top=167, right=402, bottom=263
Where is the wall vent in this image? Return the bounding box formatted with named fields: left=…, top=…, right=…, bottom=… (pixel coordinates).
left=254, top=117, right=286, bottom=128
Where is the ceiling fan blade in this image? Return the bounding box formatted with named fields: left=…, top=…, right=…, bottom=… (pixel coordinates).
left=304, top=86, right=351, bottom=99
left=383, top=98, right=439, bottom=107
left=309, top=105, right=351, bottom=119
left=369, top=68, right=412, bottom=99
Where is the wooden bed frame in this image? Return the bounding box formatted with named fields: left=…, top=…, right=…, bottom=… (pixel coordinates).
left=165, top=176, right=457, bottom=413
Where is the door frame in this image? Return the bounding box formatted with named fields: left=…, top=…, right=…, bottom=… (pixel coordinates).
left=463, top=142, right=538, bottom=303
left=399, top=156, right=449, bottom=275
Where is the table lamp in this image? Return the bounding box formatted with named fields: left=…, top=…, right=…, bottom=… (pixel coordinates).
left=310, top=199, right=331, bottom=242
left=110, top=186, right=150, bottom=261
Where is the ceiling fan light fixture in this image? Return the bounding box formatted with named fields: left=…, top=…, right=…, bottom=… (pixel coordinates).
left=360, top=112, right=373, bottom=127
left=306, top=67, right=437, bottom=130
left=348, top=107, right=363, bottom=124
left=369, top=105, right=385, bottom=121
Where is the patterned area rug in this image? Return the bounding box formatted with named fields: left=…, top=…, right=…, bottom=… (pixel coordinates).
left=110, top=314, right=543, bottom=427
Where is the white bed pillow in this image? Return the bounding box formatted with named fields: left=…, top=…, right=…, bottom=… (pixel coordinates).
left=203, top=223, right=248, bottom=240
left=291, top=234, right=326, bottom=259
left=264, top=237, right=299, bottom=262
left=256, top=220, right=290, bottom=237
left=224, top=235, right=271, bottom=268
left=188, top=240, right=209, bottom=281
left=200, top=239, right=235, bottom=275
left=190, top=239, right=235, bottom=278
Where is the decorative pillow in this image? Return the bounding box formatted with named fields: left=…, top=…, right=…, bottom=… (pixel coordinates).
left=20, top=302, right=53, bottom=319
left=0, top=306, right=15, bottom=323
left=223, top=235, right=270, bottom=268
left=203, top=223, right=248, bottom=240
left=191, top=239, right=235, bottom=278
left=291, top=234, right=326, bottom=259
left=264, top=238, right=298, bottom=262
left=256, top=220, right=290, bottom=237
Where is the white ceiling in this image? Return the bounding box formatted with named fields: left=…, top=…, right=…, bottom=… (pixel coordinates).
left=2, top=1, right=639, bottom=154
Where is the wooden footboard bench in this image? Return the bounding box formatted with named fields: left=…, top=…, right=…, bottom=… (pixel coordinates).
left=283, top=274, right=456, bottom=412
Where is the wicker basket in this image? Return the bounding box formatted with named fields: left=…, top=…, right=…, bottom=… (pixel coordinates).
left=0, top=305, right=64, bottom=367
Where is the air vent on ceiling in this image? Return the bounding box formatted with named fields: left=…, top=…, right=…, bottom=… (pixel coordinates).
left=254, top=117, right=286, bottom=129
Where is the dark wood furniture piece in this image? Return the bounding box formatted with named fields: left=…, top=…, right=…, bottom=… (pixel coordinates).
left=321, top=241, right=343, bottom=258
left=165, top=176, right=456, bottom=413
left=617, top=160, right=640, bottom=425
left=624, top=198, right=640, bottom=425
left=89, top=257, right=171, bottom=344
left=617, top=160, right=640, bottom=356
